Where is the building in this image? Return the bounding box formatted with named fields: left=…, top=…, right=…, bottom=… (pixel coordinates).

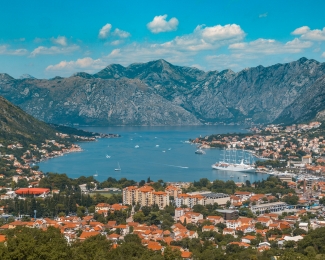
left=251, top=202, right=287, bottom=214
left=201, top=193, right=230, bottom=206
left=165, top=185, right=182, bottom=198
left=122, top=186, right=169, bottom=209
left=215, top=209, right=238, bottom=220
left=175, top=192, right=230, bottom=208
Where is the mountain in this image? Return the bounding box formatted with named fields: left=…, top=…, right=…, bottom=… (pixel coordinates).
left=19, top=74, right=35, bottom=80
left=0, top=95, right=58, bottom=144
left=0, top=58, right=325, bottom=126
left=275, top=74, right=325, bottom=124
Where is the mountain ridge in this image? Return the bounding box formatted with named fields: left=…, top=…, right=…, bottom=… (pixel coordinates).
left=0, top=57, right=324, bottom=126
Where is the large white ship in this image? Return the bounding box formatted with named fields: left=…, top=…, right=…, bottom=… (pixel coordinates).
left=211, top=149, right=256, bottom=173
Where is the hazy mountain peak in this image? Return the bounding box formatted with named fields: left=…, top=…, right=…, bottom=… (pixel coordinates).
left=19, top=74, right=35, bottom=79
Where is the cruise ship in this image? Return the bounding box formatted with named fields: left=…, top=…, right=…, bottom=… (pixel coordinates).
left=211, top=159, right=256, bottom=172
left=211, top=149, right=256, bottom=173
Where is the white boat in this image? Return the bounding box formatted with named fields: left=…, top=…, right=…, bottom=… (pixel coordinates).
left=135, top=145, right=139, bottom=148
left=106, top=155, right=111, bottom=158
left=115, top=163, right=121, bottom=171
left=93, top=171, right=98, bottom=177
left=211, top=148, right=256, bottom=173
left=195, top=149, right=206, bottom=154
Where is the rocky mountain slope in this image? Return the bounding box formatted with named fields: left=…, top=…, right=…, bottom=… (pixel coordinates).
left=0, top=58, right=324, bottom=126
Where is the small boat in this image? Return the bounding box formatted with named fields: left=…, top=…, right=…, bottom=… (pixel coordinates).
left=195, top=149, right=206, bottom=154
left=230, top=175, right=234, bottom=178
left=135, top=145, right=139, bottom=148
left=156, top=145, right=159, bottom=147
left=106, top=155, right=111, bottom=158
left=115, top=163, right=121, bottom=171
left=168, top=148, right=171, bottom=150
left=93, top=171, right=98, bottom=177
left=162, top=150, right=166, bottom=153
left=243, top=174, right=247, bottom=177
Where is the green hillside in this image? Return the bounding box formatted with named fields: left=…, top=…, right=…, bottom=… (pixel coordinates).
left=0, top=95, right=58, bottom=145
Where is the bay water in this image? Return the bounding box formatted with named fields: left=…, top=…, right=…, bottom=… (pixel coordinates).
left=38, top=126, right=269, bottom=183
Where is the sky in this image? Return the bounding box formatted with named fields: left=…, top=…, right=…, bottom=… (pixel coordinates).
left=1, top=0, right=325, bottom=78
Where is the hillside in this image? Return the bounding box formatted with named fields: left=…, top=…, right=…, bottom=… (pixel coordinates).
left=0, top=95, right=58, bottom=145
left=1, top=58, right=325, bottom=126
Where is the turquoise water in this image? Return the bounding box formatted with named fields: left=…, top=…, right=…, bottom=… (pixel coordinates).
left=38, top=126, right=269, bottom=183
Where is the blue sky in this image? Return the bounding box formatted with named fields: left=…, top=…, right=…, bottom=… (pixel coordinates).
left=1, top=0, right=325, bottom=78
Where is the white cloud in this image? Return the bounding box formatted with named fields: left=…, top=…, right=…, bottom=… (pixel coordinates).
left=98, top=24, right=130, bottom=40
left=109, top=40, right=123, bottom=46
left=46, top=57, right=106, bottom=72
left=45, top=23, right=245, bottom=75
left=147, top=14, right=179, bottom=33
left=163, top=24, right=245, bottom=51
left=98, top=23, right=112, bottom=39
left=292, top=26, right=310, bottom=35
left=112, top=28, right=131, bottom=38
left=51, top=36, right=68, bottom=46
left=322, top=52, right=325, bottom=58
left=229, top=38, right=312, bottom=54
left=30, top=45, right=79, bottom=57
left=0, top=45, right=28, bottom=55
left=292, top=26, right=325, bottom=41
left=259, top=12, right=268, bottom=18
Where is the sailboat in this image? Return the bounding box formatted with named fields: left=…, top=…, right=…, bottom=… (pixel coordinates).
left=115, top=162, right=121, bottom=171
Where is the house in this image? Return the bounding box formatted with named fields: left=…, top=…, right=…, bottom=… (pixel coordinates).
left=202, top=225, right=218, bottom=232
left=206, top=215, right=224, bottom=224
left=226, top=219, right=241, bottom=229
left=241, top=235, right=256, bottom=244
left=299, top=222, right=308, bottom=232
left=223, top=228, right=236, bottom=236
left=179, top=212, right=203, bottom=224
left=115, top=224, right=129, bottom=235
left=256, top=217, right=273, bottom=227
left=79, top=231, right=100, bottom=241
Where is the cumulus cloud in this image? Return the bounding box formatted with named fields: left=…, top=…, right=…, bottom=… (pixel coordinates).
left=163, top=24, right=245, bottom=51
left=292, top=26, right=325, bottom=41
left=112, top=28, right=131, bottom=38
left=46, top=57, right=106, bottom=72
left=30, top=45, right=79, bottom=57
left=322, top=52, right=325, bottom=58
left=98, top=24, right=131, bottom=41
left=98, top=23, right=112, bottom=39
left=45, top=23, right=246, bottom=75
left=229, top=38, right=312, bottom=54
left=51, top=36, right=68, bottom=46
left=147, top=14, right=179, bottom=33
left=0, top=45, right=28, bottom=55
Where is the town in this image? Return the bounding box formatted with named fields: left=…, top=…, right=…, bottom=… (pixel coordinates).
left=2, top=123, right=325, bottom=259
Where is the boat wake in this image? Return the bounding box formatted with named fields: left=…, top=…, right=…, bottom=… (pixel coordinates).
left=165, top=164, right=189, bottom=169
